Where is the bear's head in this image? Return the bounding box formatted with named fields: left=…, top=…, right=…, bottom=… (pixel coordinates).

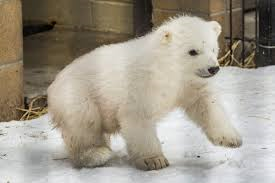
left=156, top=16, right=222, bottom=79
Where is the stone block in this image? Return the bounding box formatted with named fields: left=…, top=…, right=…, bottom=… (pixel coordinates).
left=0, top=0, right=23, bottom=65
left=94, top=0, right=133, bottom=3
left=90, top=0, right=134, bottom=34
left=153, top=0, right=226, bottom=14
left=226, top=0, right=256, bottom=10
left=211, top=9, right=242, bottom=39
left=152, top=0, right=182, bottom=11
left=22, top=0, right=93, bottom=27
left=152, top=9, right=181, bottom=27
left=0, top=62, right=23, bottom=122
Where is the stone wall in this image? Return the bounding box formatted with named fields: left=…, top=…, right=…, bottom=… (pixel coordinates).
left=22, top=0, right=255, bottom=40
left=0, top=0, right=24, bottom=121
left=22, top=0, right=134, bottom=34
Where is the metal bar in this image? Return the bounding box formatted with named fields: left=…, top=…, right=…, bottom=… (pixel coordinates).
left=242, top=0, right=245, bottom=67
left=255, top=0, right=258, bottom=52
left=268, top=0, right=272, bottom=57
left=224, top=37, right=255, bottom=42
left=229, top=0, right=233, bottom=64
left=259, top=44, right=275, bottom=49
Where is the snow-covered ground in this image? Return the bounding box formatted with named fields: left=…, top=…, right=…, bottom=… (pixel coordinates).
left=1, top=66, right=275, bottom=183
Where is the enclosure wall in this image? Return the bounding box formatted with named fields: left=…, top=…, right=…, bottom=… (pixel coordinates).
left=22, top=0, right=134, bottom=34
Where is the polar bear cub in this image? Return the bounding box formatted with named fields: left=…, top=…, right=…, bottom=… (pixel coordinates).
left=47, top=15, right=242, bottom=171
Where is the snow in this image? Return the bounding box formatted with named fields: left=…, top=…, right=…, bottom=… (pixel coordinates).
left=1, top=66, right=275, bottom=183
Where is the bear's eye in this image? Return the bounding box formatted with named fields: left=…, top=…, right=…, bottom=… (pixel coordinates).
left=188, top=49, right=199, bottom=56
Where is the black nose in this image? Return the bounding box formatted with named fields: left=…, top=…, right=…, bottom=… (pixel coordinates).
left=208, top=66, right=220, bottom=75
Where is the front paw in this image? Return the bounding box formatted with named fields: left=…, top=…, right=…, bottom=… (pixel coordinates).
left=133, top=155, right=170, bottom=171
left=206, top=126, right=242, bottom=148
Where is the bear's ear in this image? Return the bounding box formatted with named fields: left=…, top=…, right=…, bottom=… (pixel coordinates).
left=161, top=31, right=172, bottom=44
left=210, top=21, right=221, bottom=37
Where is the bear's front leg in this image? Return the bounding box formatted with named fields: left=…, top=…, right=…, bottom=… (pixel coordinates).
left=185, top=92, right=242, bottom=148
left=120, top=119, right=169, bottom=171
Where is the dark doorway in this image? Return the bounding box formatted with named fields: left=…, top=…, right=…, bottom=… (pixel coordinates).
left=133, top=0, right=153, bottom=37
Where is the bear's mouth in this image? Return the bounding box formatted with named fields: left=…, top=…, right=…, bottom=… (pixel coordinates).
left=196, top=69, right=217, bottom=78
left=199, top=74, right=215, bottom=78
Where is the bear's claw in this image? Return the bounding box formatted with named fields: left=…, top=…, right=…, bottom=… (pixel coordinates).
left=134, top=155, right=169, bottom=171
left=207, top=126, right=243, bottom=148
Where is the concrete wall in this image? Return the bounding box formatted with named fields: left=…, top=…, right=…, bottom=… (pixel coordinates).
left=22, top=0, right=134, bottom=34
left=22, top=0, right=255, bottom=50
left=0, top=0, right=24, bottom=121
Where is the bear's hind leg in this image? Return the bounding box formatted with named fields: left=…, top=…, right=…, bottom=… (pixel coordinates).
left=55, top=102, right=112, bottom=168
left=71, top=145, right=112, bottom=168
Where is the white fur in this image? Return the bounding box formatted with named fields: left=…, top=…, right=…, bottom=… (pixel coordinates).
left=47, top=15, right=242, bottom=171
